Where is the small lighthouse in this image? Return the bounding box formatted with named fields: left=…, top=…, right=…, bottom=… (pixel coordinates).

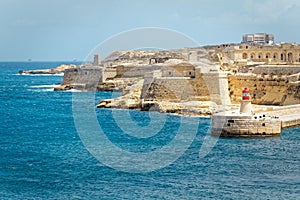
left=240, top=87, right=252, bottom=115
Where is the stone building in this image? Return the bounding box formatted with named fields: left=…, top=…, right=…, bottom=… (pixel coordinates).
left=221, top=42, right=300, bottom=64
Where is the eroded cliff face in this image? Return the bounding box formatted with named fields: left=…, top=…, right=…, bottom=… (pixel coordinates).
left=228, top=75, right=300, bottom=105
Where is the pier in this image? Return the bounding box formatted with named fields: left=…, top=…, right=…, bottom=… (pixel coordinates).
left=211, top=88, right=300, bottom=137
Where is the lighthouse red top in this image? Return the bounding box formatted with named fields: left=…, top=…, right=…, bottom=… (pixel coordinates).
left=242, top=87, right=250, bottom=100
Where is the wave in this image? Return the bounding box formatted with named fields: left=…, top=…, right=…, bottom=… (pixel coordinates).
left=27, top=88, right=54, bottom=92
left=29, top=84, right=60, bottom=88
left=65, top=89, right=82, bottom=92
left=27, top=84, right=61, bottom=92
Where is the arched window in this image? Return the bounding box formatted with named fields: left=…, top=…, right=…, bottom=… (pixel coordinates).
left=288, top=53, right=293, bottom=62
left=258, top=53, right=262, bottom=59
left=266, top=53, right=271, bottom=59
left=242, top=53, right=248, bottom=59
left=250, top=53, right=255, bottom=59
left=273, top=53, right=278, bottom=60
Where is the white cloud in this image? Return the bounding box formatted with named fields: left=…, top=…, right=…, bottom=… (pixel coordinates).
left=242, top=0, right=300, bottom=24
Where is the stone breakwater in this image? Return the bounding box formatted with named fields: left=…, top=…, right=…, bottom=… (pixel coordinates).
left=211, top=104, right=300, bottom=137
left=260, top=104, right=300, bottom=128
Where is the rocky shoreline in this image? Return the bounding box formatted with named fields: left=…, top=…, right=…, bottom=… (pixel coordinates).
left=18, top=44, right=300, bottom=120
left=19, top=64, right=77, bottom=75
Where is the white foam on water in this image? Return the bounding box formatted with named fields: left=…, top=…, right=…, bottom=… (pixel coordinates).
left=29, top=84, right=59, bottom=88
left=67, top=89, right=82, bottom=92
left=27, top=88, right=54, bottom=92
left=26, top=84, right=60, bottom=92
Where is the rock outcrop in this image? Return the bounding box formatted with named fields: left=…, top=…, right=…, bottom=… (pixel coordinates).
left=97, top=79, right=144, bottom=109
left=19, top=64, right=76, bottom=75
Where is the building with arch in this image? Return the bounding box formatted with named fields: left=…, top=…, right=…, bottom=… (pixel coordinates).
left=220, top=42, right=300, bottom=65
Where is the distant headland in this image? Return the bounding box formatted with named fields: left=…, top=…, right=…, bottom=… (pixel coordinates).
left=20, top=33, right=300, bottom=136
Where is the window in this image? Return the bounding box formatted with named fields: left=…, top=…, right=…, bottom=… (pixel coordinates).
left=227, top=119, right=234, bottom=123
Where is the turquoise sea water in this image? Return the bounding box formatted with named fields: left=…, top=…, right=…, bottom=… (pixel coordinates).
left=0, top=62, right=300, bottom=199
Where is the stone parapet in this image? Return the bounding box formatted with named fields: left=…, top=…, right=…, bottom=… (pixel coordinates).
left=211, top=111, right=281, bottom=137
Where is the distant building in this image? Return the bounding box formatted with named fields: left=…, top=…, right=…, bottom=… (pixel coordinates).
left=242, top=33, right=274, bottom=45
left=93, top=54, right=100, bottom=66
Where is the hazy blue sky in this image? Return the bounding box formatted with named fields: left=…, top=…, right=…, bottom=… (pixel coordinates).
left=1, top=0, right=300, bottom=61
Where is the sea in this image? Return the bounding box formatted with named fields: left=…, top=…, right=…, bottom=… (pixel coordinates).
left=0, top=62, right=299, bottom=199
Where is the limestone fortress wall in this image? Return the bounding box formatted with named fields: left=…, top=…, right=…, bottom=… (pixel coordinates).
left=228, top=75, right=300, bottom=105
left=55, top=33, right=300, bottom=111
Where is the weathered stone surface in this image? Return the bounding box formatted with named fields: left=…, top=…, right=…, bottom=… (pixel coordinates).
left=228, top=75, right=300, bottom=105
left=211, top=111, right=281, bottom=137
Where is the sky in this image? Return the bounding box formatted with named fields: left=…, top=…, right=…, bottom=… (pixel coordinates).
left=1, top=0, right=300, bottom=61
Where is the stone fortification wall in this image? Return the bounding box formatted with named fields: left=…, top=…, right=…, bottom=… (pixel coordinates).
left=142, top=78, right=199, bottom=102
left=116, top=64, right=195, bottom=78
left=252, top=65, right=300, bottom=75
left=61, top=67, right=116, bottom=88
left=141, top=69, right=232, bottom=105
left=202, top=72, right=231, bottom=105
left=228, top=75, right=300, bottom=105
left=61, top=68, right=104, bottom=90
left=142, top=70, right=211, bottom=102
left=141, top=70, right=162, bottom=99
left=116, top=65, right=164, bottom=78
left=103, top=68, right=117, bottom=80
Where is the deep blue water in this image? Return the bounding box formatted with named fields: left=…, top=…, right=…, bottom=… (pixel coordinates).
left=0, top=62, right=299, bottom=199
